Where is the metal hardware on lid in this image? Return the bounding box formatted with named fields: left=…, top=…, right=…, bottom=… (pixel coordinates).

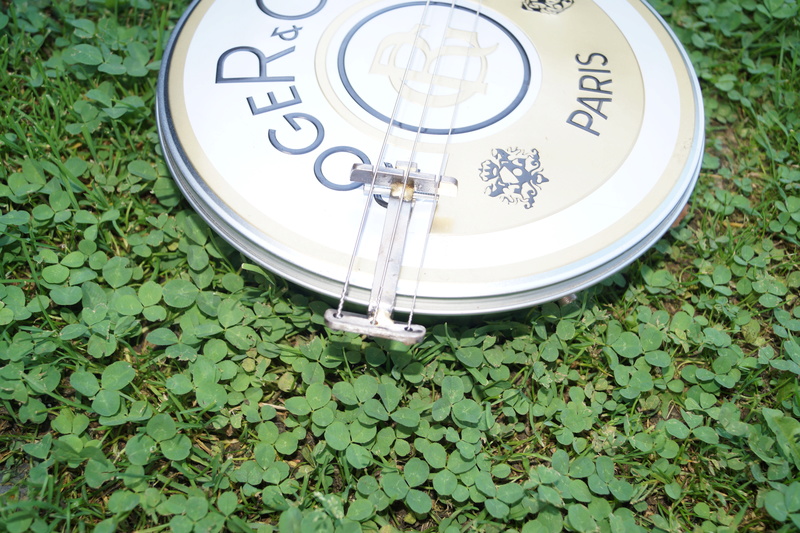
left=325, top=162, right=458, bottom=344
left=349, top=163, right=459, bottom=198
left=324, top=309, right=427, bottom=345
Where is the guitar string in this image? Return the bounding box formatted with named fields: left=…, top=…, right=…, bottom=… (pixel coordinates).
left=407, top=0, right=485, bottom=328
left=370, top=0, right=466, bottom=324
left=334, top=0, right=434, bottom=319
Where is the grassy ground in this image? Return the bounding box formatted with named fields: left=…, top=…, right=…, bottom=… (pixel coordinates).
left=1, top=0, right=799, bottom=531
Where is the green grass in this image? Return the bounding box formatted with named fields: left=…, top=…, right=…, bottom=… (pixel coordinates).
left=1, top=0, right=799, bottom=532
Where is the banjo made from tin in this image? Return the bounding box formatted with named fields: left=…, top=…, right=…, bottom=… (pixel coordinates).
left=157, top=0, right=703, bottom=343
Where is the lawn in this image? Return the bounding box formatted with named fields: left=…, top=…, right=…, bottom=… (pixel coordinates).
left=1, top=0, right=799, bottom=532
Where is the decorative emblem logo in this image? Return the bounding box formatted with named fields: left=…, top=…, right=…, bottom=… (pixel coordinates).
left=521, top=0, right=575, bottom=14
left=337, top=2, right=534, bottom=135
left=479, top=148, right=549, bottom=209
left=371, top=25, right=498, bottom=108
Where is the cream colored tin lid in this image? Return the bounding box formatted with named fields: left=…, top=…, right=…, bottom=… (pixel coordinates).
left=157, top=0, right=703, bottom=315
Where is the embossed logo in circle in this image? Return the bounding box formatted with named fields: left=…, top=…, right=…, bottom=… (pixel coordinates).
left=338, top=2, right=532, bottom=135
left=480, top=148, right=549, bottom=209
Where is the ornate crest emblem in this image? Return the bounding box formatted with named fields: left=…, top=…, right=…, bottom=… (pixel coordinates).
left=371, top=25, right=498, bottom=108
left=479, top=147, right=549, bottom=209
left=521, top=0, right=575, bottom=14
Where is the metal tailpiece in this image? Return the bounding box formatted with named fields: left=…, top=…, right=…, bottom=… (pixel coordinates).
left=325, top=163, right=457, bottom=344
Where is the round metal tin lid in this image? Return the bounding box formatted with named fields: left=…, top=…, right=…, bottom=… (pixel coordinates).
left=157, top=0, right=703, bottom=315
